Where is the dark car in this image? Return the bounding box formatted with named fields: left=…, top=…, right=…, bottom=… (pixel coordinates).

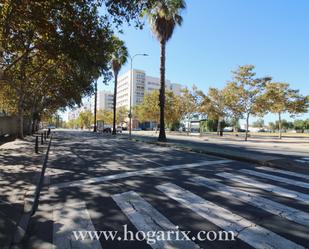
left=103, top=127, right=112, bottom=133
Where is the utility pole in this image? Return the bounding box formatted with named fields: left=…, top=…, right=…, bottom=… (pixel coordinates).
left=93, top=79, right=98, bottom=132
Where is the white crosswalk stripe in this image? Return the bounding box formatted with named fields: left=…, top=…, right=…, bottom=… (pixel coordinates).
left=217, top=172, right=309, bottom=204
left=191, top=176, right=309, bottom=227
left=295, top=158, right=309, bottom=164
left=51, top=159, right=232, bottom=189
left=240, top=169, right=309, bottom=189
left=256, top=167, right=309, bottom=181
left=112, top=191, right=200, bottom=249
left=156, top=183, right=305, bottom=249
left=53, top=201, right=102, bottom=249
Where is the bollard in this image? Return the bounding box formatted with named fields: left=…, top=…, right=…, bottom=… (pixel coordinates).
left=41, top=133, right=44, bottom=145
left=35, top=136, right=39, bottom=153
left=44, top=131, right=47, bottom=141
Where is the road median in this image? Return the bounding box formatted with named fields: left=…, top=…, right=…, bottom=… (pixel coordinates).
left=123, top=135, right=308, bottom=172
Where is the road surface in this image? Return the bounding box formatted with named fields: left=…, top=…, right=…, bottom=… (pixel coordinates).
left=23, top=130, right=309, bottom=249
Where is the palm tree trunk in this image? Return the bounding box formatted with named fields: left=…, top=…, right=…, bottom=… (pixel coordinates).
left=112, top=72, right=118, bottom=135
left=158, top=41, right=166, bottom=142
left=278, top=112, right=282, bottom=139
left=245, top=113, right=250, bottom=141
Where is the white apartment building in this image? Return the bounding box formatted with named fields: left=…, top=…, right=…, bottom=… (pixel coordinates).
left=97, top=90, right=114, bottom=110
left=116, top=69, right=183, bottom=109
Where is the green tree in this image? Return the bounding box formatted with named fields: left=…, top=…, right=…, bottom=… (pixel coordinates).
left=111, top=37, right=128, bottom=135
left=268, top=122, right=276, bottom=132
left=181, top=86, right=202, bottom=134
left=228, top=65, right=272, bottom=141
left=262, top=82, right=309, bottom=138
left=294, top=120, right=306, bottom=133
left=134, top=91, right=160, bottom=124
left=97, top=109, right=113, bottom=125
left=134, top=90, right=185, bottom=129
left=117, top=106, right=128, bottom=126
left=0, top=0, right=114, bottom=138
left=144, top=0, right=186, bottom=142
left=78, top=110, right=93, bottom=130
left=199, top=88, right=228, bottom=136
left=252, top=119, right=264, bottom=128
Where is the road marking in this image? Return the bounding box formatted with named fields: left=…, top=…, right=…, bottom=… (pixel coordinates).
left=53, top=201, right=102, bottom=249
left=157, top=183, right=305, bottom=249
left=51, top=159, right=232, bottom=189
left=295, top=159, right=309, bottom=164
left=191, top=176, right=309, bottom=227
left=256, top=167, right=309, bottom=181
left=240, top=169, right=309, bottom=189
left=217, top=172, right=309, bottom=204
left=112, top=191, right=200, bottom=249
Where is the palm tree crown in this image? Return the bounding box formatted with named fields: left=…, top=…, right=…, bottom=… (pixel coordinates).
left=111, top=37, right=128, bottom=76
left=145, top=0, right=185, bottom=43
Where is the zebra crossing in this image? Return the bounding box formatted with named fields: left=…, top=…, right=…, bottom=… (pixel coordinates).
left=53, top=166, right=309, bottom=249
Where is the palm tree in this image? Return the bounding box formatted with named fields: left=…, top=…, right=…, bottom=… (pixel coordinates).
left=111, top=37, right=128, bottom=135
left=144, top=0, right=185, bottom=142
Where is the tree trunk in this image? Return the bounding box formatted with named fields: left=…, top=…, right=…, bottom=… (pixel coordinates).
left=158, top=41, right=166, bottom=142
left=217, top=119, right=222, bottom=136
left=17, top=96, right=24, bottom=139
left=245, top=113, right=250, bottom=141
left=112, top=72, right=118, bottom=135
left=93, top=80, right=97, bottom=132
left=278, top=112, right=282, bottom=139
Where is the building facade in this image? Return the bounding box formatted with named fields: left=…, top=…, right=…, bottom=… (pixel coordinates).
left=97, top=90, right=114, bottom=110
left=116, top=69, right=183, bottom=109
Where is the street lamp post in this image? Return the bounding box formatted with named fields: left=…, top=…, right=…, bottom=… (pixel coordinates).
left=93, top=79, right=98, bottom=132
left=129, top=53, right=148, bottom=139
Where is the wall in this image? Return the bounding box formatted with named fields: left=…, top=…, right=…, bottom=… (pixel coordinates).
left=0, top=116, right=31, bottom=136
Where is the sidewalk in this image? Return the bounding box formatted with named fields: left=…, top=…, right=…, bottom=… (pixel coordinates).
left=121, top=132, right=309, bottom=172
left=0, top=135, right=50, bottom=249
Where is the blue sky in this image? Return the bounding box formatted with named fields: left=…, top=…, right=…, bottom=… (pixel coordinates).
left=94, top=0, right=309, bottom=124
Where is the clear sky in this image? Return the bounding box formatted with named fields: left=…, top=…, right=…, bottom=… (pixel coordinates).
left=92, top=0, right=309, bottom=124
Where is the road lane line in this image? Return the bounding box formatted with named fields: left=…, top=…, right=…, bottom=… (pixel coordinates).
left=191, top=176, right=309, bottom=227
left=295, top=159, right=309, bottom=164
left=112, top=191, right=200, bottom=249
left=256, top=167, right=309, bottom=181
left=157, top=183, right=305, bottom=249
left=240, top=169, right=309, bottom=189
left=217, top=172, right=309, bottom=204
left=53, top=201, right=102, bottom=249
left=51, top=159, right=232, bottom=189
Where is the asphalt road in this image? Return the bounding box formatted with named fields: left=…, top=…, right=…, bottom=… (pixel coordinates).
left=23, top=130, right=309, bottom=249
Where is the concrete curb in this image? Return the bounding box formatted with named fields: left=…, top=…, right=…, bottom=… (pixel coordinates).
left=129, top=137, right=308, bottom=171
left=10, top=134, right=53, bottom=249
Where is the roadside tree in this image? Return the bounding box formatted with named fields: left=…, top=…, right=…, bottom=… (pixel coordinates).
left=262, top=82, right=309, bottom=138
left=144, top=0, right=186, bottom=142
left=227, top=65, right=272, bottom=141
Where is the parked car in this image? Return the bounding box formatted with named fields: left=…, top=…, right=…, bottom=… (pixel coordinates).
left=238, top=129, right=249, bottom=132
left=223, top=127, right=233, bottom=132
left=103, top=127, right=112, bottom=133
left=116, top=126, right=122, bottom=133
